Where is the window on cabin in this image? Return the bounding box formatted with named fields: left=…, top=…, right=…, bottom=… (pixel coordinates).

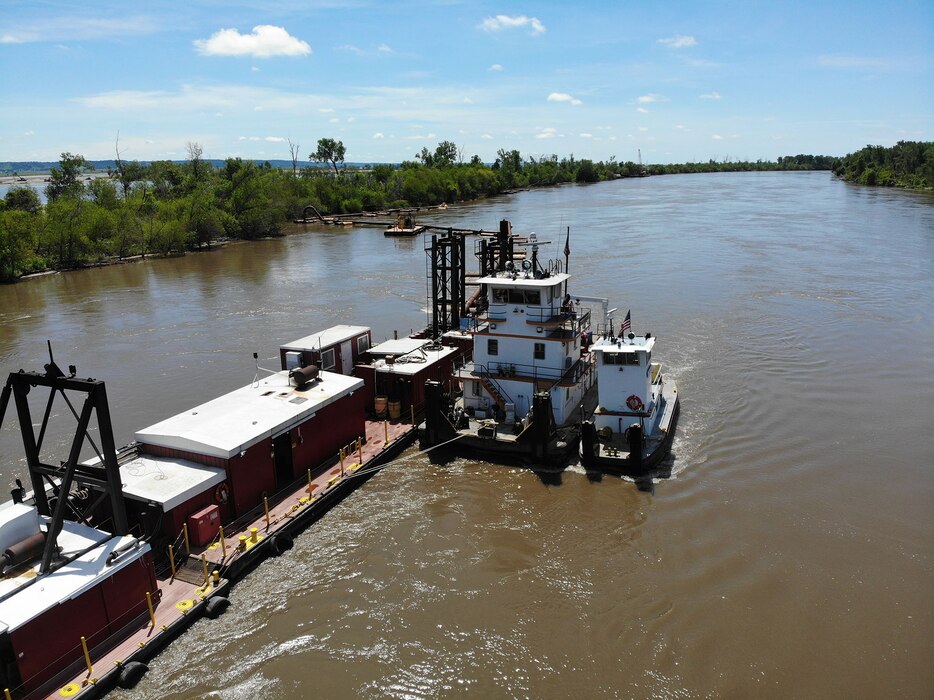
left=320, top=348, right=336, bottom=370
left=525, top=290, right=541, bottom=305
left=534, top=343, right=545, bottom=360
left=492, top=288, right=508, bottom=304
left=488, top=339, right=499, bottom=356
left=472, top=381, right=482, bottom=396
left=505, top=289, right=541, bottom=305
left=356, top=334, right=370, bottom=354
left=603, top=353, right=639, bottom=366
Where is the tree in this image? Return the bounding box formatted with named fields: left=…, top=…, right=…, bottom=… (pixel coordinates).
left=311, top=138, right=346, bottom=175
left=186, top=141, right=204, bottom=182
left=0, top=209, right=36, bottom=281
left=4, top=186, right=41, bottom=214
left=46, top=152, right=91, bottom=202
left=288, top=138, right=301, bottom=177
left=433, top=140, right=459, bottom=167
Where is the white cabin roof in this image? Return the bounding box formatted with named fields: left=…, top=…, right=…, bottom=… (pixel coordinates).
left=119, top=455, right=227, bottom=511
left=136, top=370, right=363, bottom=459
left=592, top=335, right=656, bottom=353
left=368, top=337, right=427, bottom=356
left=477, top=272, right=569, bottom=288
left=281, top=325, right=370, bottom=352
left=373, top=344, right=459, bottom=377
left=0, top=519, right=148, bottom=632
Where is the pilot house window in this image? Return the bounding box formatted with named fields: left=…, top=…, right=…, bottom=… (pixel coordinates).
left=603, top=352, right=639, bottom=366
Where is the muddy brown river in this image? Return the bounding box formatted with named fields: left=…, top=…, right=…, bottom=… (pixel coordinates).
left=1, top=172, right=931, bottom=698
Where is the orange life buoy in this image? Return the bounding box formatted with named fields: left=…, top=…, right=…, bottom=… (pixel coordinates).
left=215, top=483, right=230, bottom=504
left=626, top=394, right=644, bottom=412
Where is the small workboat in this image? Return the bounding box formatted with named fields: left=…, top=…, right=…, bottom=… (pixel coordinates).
left=383, top=213, right=426, bottom=237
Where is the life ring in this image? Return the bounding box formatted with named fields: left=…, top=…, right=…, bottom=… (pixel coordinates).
left=214, top=483, right=230, bottom=504
left=626, top=395, right=644, bottom=412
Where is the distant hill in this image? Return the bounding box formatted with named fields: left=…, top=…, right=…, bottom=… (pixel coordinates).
left=0, top=159, right=383, bottom=174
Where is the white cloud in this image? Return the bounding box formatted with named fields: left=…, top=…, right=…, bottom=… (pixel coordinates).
left=377, top=43, right=392, bottom=53
left=265, top=136, right=285, bottom=142
left=489, top=64, right=503, bottom=72
left=464, top=97, right=474, bottom=104
left=373, top=133, right=385, bottom=139
left=251, top=66, right=260, bottom=72
left=547, top=92, right=582, bottom=106
left=1, top=16, right=157, bottom=43
left=580, top=133, right=593, bottom=138
left=712, top=134, right=724, bottom=140
left=638, top=127, right=649, bottom=132
left=329, top=118, right=340, bottom=123
left=194, top=25, right=311, bottom=58
left=658, top=35, right=697, bottom=48
left=637, top=94, right=666, bottom=104
left=481, top=134, right=493, bottom=139
left=479, top=15, right=546, bottom=36
left=536, top=127, right=559, bottom=139
left=700, top=91, right=721, bottom=99
left=637, top=107, right=648, bottom=113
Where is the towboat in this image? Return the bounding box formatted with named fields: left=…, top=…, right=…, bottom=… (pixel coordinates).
left=579, top=324, right=679, bottom=475
left=0, top=325, right=467, bottom=699
left=419, top=222, right=607, bottom=466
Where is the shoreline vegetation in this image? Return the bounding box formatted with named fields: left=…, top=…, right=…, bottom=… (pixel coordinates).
left=1, top=139, right=931, bottom=283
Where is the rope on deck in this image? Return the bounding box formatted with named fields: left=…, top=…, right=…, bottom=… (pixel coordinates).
left=339, top=433, right=467, bottom=481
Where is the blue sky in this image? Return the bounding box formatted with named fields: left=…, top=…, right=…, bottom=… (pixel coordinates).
left=1, top=0, right=931, bottom=164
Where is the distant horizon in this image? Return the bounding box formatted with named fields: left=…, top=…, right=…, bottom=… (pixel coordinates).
left=2, top=1, right=930, bottom=164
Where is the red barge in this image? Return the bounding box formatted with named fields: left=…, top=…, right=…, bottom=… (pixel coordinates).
left=0, top=321, right=468, bottom=699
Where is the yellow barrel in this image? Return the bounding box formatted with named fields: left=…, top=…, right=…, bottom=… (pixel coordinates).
left=388, top=401, right=401, bottom=419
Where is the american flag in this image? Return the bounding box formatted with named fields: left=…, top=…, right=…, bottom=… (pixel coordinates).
left=620, top=310, right=631, bottom=336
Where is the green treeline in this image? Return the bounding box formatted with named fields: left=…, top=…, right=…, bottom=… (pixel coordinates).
left=0, top=138, right=923, bottom=282
left=832, top=141, right=934, bottom=188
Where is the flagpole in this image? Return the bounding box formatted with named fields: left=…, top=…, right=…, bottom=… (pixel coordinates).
left=563, top=226, right=570, bottom=297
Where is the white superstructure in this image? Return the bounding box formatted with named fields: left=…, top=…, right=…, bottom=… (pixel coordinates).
left=457, top=267, right=597, bottom=425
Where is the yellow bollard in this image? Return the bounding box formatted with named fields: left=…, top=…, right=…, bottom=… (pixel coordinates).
left=263, top=497, right=271, bottom=530
left=357, top=438, right=363, bottom=464
left=239, top=535, right=248, bottom=551
left=80, top=636, right=93, bottom=677
left=307, top=468, right=313, bottom=494
left=200, top=554, right=209, bottom=586
left=5, top=687, right=12, bottom=700
left=212, top=570, right=220, bottom=585
left=182, top=522, right=190, bottom=555
left=168, top=544, right=176, bottom=581
left=219, top=526, right=227, bottom=559
left=384, top=418, right=389, bottom=444
left=339, top=448, right=345, bottom=476
left=250, top=527, right=259, bottom=544
left=145, top=591, right=156, bottom=628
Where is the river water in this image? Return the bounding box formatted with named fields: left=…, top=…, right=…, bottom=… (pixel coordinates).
left=1, top=172, right=931, bottom=698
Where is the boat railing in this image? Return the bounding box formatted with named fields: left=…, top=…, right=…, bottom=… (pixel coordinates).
left=472, top=363, right=516, bottom=405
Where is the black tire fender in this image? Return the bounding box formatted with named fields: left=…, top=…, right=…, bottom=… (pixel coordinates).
left=117, top=661, right=149, bottom=689
left=204, top=595, right=230, bottom=619
left=270, top=532, right=294, bottom=556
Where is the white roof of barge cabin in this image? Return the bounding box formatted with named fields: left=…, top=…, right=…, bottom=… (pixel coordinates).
left=280, top=325, right=370, bottom=352
left=592, top=335, right=655, bottom=352
left=119, top=455, right=226, bottom=511
left=477, top=272, right=569, bottom=287
left=0, top=518, right=147, bottom=632
left=135, top=370, right=363, bottom=459
left=373, top=344, right=459, bottom=377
